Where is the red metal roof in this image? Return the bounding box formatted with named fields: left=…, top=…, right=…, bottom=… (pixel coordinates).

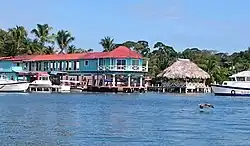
left=0, top=57, right=12, bottom=60
left=102, top=46, right=142, bottom=59
left=2, top=46, right=142, bottom=61
left=27, top=53, right=86, bottom=61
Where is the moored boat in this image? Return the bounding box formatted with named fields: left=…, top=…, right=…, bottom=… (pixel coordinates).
left=0, top=75, right=30, bottom=92
left=211, top=71, right=250, bottom=96
left=28, top=72, right=71, bottom=93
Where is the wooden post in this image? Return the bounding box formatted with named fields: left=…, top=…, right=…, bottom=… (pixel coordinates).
left=128, top=74, right=131, bottom=87
left=112, top=74, right=115, bottom=87
left=91, top=74, right=95, bottom=86
left=140, top=75, right=143, bottom=88
left=203, top=79, right=206, bottom=93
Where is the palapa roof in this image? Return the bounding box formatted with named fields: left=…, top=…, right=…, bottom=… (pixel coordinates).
left=157, top=58, right=210, bottom=79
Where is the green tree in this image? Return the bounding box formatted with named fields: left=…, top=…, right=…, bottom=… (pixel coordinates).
left=31, top=24, right=53, bottom=46
left=99, top=36, right=115, bottom=52
left=56, top=30, right=75, bottom=54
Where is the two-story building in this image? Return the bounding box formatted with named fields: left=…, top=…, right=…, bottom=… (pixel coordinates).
left=0, top=46, right=148, bottom=88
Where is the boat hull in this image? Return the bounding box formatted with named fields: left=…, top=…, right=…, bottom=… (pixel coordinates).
left=0, top=82, right=30, bottom=92
left=211, top=84, right=250, bottom=96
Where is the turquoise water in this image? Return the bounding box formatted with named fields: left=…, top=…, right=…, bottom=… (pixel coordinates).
left=0, top=93, right=249, bottom=146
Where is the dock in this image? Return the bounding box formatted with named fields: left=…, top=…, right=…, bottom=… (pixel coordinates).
left=147, top=84, right=211, bottom=93
left=86, top=86, right=146, bottom=93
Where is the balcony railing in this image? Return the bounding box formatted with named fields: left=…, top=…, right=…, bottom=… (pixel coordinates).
left=98, top=65, right=148, bottom=72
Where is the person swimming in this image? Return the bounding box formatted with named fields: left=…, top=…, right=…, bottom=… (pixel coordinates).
left=199, top=103, right=214, bottom=109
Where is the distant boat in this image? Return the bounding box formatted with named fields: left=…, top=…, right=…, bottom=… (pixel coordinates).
left=211, top=71, right=250, bottom=96
left=0, top=75, right=30, bottom=92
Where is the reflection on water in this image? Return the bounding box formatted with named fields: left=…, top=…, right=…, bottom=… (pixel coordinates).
left=0, top=93, right=249, bottom=145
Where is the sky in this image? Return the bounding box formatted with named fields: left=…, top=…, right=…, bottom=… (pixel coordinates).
left=0, top=0, right=250, bottom=53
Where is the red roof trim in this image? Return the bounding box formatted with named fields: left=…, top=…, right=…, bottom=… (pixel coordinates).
left=2, top=46, right=142, bottom=62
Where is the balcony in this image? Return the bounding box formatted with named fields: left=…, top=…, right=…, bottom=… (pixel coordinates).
left=98, top=65, right=148, bottom=72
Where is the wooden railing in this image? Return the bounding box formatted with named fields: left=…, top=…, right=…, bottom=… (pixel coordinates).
left=162, top=82, right=206, bottom=89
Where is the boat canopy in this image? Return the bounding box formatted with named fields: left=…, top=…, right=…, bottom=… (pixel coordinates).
left=230, top=71, right=250, bottom=78
left=60, top=80, right=80, bottom=83
left=49, top=71, right=68, bottom=76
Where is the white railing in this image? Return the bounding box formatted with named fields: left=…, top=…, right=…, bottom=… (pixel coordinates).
left=98, top=65, right=148, bottom=72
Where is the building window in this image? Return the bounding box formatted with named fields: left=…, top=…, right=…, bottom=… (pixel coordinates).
left=59, top=62, right=62, bottom=71
left=36, top=62, right=39, bottom=71
left=66, top=61, right=69, bottom=70
left=76, top=61, right=80, bottom=70
left=73, top=61, right=76, bottom=70
left=57, top=62, right=60, bottom=70
left=44, top=62, right=48, bottom=71
left=29, top=63, right=31, bottom=71
left=52, top=62, right=55, bottom=71
left=99, top=59, right=104, bottom=66
left=24, top=63, right=28, bottom=70
left=69, top=61, right=72, bottom=70
left=62, top=62, right=64, bottom=70
left=84, top=60, right=89, bottom=66
left=117, top=59, right=126, bottom=66
left=38, top=62, right=42, bottom=71
left=116, top=59, right=126, bottom=70
left=17, top=62, right=20, bottom=66
left=50, top=62, right=53, bottom=71
left=132, top=59, right=139, bottom=66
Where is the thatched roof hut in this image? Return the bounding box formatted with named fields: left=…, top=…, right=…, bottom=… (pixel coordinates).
left=157, top=59, right=210, bottom=79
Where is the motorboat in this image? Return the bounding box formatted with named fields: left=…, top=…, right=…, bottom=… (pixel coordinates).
left=211, top=71, right=250, bottom=96
left=28, top=72, right=70, bottom=93
left=60, top=80, right=84, bottom=92
left=0, top=75, right=30, bottom=92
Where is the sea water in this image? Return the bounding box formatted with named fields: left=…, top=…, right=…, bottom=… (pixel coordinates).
left=0, top=92, right=249, bottom=146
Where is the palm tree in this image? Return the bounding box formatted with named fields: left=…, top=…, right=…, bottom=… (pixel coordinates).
left=99, top=36, right=115, bottom=52
left=68, top=45, right=77, bottom=54
left=6, top=25, right=27, bottom=56
left=56, top=30, right=75, bottom=54
left=31, top=24, right=53, bottom=46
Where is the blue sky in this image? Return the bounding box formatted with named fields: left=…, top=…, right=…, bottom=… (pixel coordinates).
left=0, top=0, right=250, bottom=53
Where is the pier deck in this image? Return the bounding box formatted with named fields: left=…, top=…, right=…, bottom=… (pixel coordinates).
left=87, top=86, right=146, bottom=93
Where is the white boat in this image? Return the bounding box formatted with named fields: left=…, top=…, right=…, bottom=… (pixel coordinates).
left=0, top=75, right=30, bottom=92
left=29, top=72, right=70, bottom=93
left=211, top=71, right=250, bottom=96
left=60, top=80, right=85, bottom=92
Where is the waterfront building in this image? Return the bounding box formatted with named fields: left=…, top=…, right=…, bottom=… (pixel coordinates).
left=0, top=57, right=26, bottom=81
left=156, top=58, right=210, bottom=93
left=0, top=46, right=148, bottom=89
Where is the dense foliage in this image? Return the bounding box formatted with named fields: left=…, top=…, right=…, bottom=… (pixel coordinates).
left=0, top=24, right=249, bottom=84
left=0, top=24, right=91, bottom=56
left=100, top=36, right=250, bottom=84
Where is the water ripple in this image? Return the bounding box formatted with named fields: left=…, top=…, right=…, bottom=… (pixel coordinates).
left=0, top=93, right=249, bottom=145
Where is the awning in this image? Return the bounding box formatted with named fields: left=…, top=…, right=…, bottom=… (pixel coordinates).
left=11, top=66, right=24, bottom=72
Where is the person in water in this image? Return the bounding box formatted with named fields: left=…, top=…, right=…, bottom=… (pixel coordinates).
left=199, top=103, right=214, bottom=109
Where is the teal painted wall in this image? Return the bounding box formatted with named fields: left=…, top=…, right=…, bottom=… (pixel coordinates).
left=9, top=58, right=147, bottom=74
left=0, top=61, right=23, bottom=80
left=80, top=59, right=98, bottom=71
left=0, top=60, right=13, bottom=72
